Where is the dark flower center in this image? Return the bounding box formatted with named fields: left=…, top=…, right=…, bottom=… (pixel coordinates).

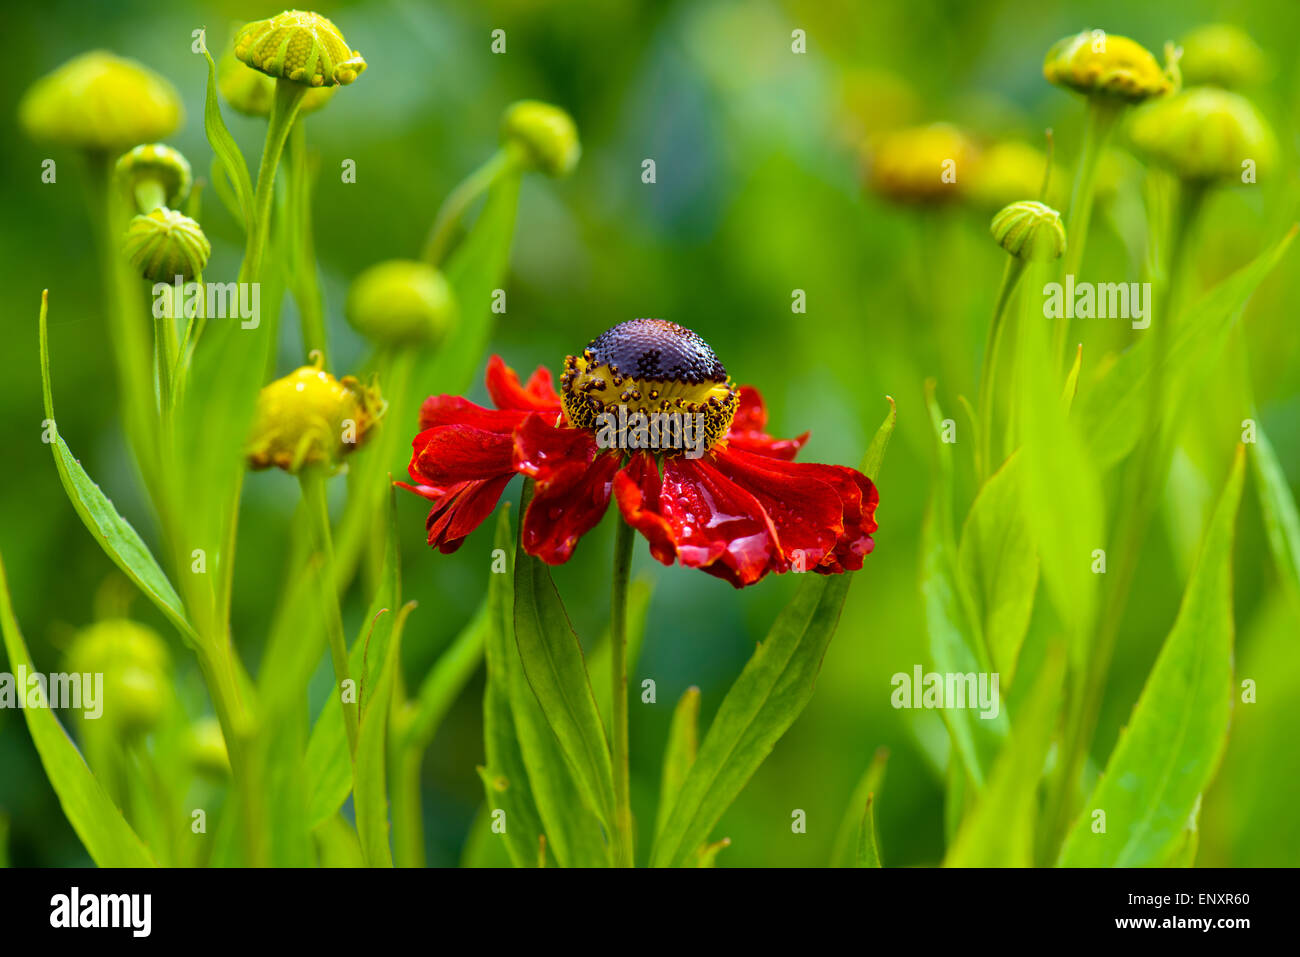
left=560, top=319, right=738, bottom=453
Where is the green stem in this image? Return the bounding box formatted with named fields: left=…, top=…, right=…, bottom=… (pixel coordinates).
left=977, top=257, right=1026, bottom=481
left=287, top=119, right=328, bottom=360
left=610, top=516, right=637, bottom=867
left=421, top=148, right=517, bottom=265
left=134, top=180, right=167, bottom=214
left=299, top=467, right=359, bottom=755
left=390, top=735, right=425, bottom=868
left=241, top=80, right=307, bottom=284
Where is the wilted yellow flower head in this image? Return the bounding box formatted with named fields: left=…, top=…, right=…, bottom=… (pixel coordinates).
left=234, top=10, right=366, bottom=87
left=1129, top=87, right=1277, bottom=183
left=19, top=51, right=183, bottom=152
left=246, top=357, right=386, bottom=472
left=115, top=143, right=192, bottom=213
left=218, top=48, right=335, bottom=116
left=967, top=141, right=1067, bottom=212
left=123, top=208, right=211, bottom=282
left=1179, top=24, right=1266, bottom=90
left=866, top=123, right=975, bottom=204
left=64, top=619, right=170, bottom=734
left=1043, top=30, right=1172, bottom=102
left=346, top=260, right=458, bottom=347
left=501, top=100, right=581, bottom=177
left=990, top=201, right=1067, bottom=261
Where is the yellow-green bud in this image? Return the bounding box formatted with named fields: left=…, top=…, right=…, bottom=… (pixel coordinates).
left=1128, top=87, right=1276, bottom=184
left=19, top=51, right=183, bottom=152
left=346, top=260, right=458, bottom=347
left=866, top=123, right=974, bottom=204
left=115, top=143, right=192, bottom=213
left=234, top=10, right=366, bottom=88
left=63, top=619, right=170, bottom=736
left=186, top=717, right=231, bottom=778
left=501, top=100, right=581, bottom=177
left=218, top=47, right=335, bottom=117
left=990, top=200, right=1067, bottom=261
left=123, top=207, right=211, bottom=282
left=246, top=357, right=386, bottom=472
left=967, top=141, right=1067, bottom=212
left=1179, top=24, right=1266, bottom=90
left=1043, top=30, right=1172, bottom=103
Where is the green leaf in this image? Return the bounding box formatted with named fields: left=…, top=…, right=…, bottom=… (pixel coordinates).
left=945, top=641, right=1065, bottom=866
left=0, top=552, right=157, bottom=867
left=38, top=292, right=197, bottom=647
left=1249, top=419, right=1300, bottom=617
left=589, top=579, right=653, bottom=729
left=959, top=454, right=1038, bottom=684
left=201, top=48, right=254, bottom=227
left=655, top=686, right=701, bottom=840
left=831, top=747, right=888, bottom=867
left=855, top=796, right=882, bottom=867
left=1163, top=795, right=1201, bottom=868
left=314, top=814, right=365, bottom=868
left=860, top=395, right=897, bottom=477
left=513, top=486, right=617, bottom=832
left=1058, top=448, right=1245, bottom=866
left=1078, top=227, right=1295, bottom=469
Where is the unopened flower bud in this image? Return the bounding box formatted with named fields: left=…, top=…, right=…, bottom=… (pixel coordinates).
left=990, top=200, right=1067, bottom=261
left=246, top=357, right=386, bottom=472
left=866, top=123, right=975, bottom=204
left=123, top=207, right=211, bottom=282
left=501, top=100, right=581, bottom=177
left=1128, top=87, right=1277, bottom=183
left=20, top=51, right=183, bottom=152
left=1179, top=24, right=1266, bottom=90
left=115, top=143, right=192, bottom=213
left=1043, top=30, right=1172, bottom=103
left=218, top=47, right=335, bottom=117
left=186, top=716, right=231, bottom=778
left=234, top=10, right=366, bottom=87
left=64, top=619, right=170, bottom=736
left=346, top=260, right=457, bottom=347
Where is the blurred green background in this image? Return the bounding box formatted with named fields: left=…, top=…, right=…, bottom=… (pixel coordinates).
left=2, top=0, right=1297, bottom=867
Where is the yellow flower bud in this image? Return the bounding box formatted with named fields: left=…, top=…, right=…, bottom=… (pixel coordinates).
left=186, top=716, right=231, bottom=778
left=346, top=260, right=458, bottom=347
left=1179, top=24, right=1266, bottom=90
left=63, top=619, right=170, bottom=736
left=234, top=10, right=366, bottom=88
left=218, top=47, right=335, bottom=117
left=501, top=100, right=581, bottom=177
left=115, top=143, right=192, bottom=213
left=122, top=207, right=211, bottom=282
left=866, top=123, right=974, bottom=204
left=990, top=200, right=1067, bottom=261
left=1043, top=30, right=1171, bottom=103
left=1128, top=87, right=1277, bottom=183
left=246, top=358, right=386, bottom=472
left=19, top=51, right=183, bottom=152
left=967, top=141, right=1067, bottom=212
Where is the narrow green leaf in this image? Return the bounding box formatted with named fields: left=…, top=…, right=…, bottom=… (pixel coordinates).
left=695, top=838, right=730, bottom=867
left=1249, top=419, right=1300, bottom=616
left=201, top=48, right=254, bottom=226
left=38, top=292, right=196, bottom=647
left=314, top=814, right=365, bottom=868
left=945, top=642, right=1065, bottom=866
left=0, top=552, right=157, bottom=867
left=831, top=747, right=888, bottom=867
left=1058, top=448, right=1245, bottom=866
left=1163, top=795, right=1201, bottom=867
left=855, top=796, right=882, bottom=868
left=655, top=686, right=701, bottom=840
left=860, top=395, right=897, bottom=478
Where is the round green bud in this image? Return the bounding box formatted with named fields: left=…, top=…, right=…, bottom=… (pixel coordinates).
left=501, top=100, right=581, bottom=177
left=1128, top=87, right=1277, bottom=184
left=218, top=47, right=335, bottom=117
left=115, top=143, right=192, bottom=213
left=186, top=716, right=231, bottom=779
left=346, top=259, right=458, bottom=347
left=123, top=208, right=211, bottom=282
left=20, top=51, right=183, bottom=152
left=234, top=10, right=366, bottom=88
left=990, top=200, right=1067, bottom=261
left=1043, top=30, right=1171, bottom=103
left=1179, top=24, right=1266, bottom=90
left=63, top=619, right=170, bottom=736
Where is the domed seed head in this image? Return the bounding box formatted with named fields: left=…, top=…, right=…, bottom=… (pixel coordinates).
left=122, top=208, right=211, bottom=282
left=234, top=10, right=366, bottom=88
left=218, top=47, right=336, bottom=116
left=1128, top=87, right=1277, bottom=184
left=865, top=123, right=975, bottom=205
left=501, top=100, right=581, bottom=177
left=246, top=358, right=386, bottom=472
left=1043, top=30, right=1172, bottom=103
left=990, top=200, right=1067, bottom=261
left=115, top=143, right=193, bottom=213
left=19, top=51, right=183, bottom=152
left=1179, top=24, right=1266, bottom=90
left=346, top=259, right=458, bottom=347
left=63, top=619, right=170, bottom=735
left=186, top=716, right=231, bottom=778
left=967, top=140, right=1067, bottom=212
left=560, top=319, right=739, bottom=453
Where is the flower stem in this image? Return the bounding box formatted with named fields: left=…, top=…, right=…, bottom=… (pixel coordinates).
left=977, top=257, right=1026, bottom=481
left=421, top=148, right=517, bottom=265
left=240, top=79, right=307, bottom=285
left=299, top=467, right=359, bottom=755
left=287, top=119, right=328, bottom=360
left=610, top=516, right=637, bottom=867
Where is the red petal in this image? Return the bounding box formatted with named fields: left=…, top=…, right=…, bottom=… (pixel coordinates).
left=424, top=475, right=516, bottom=554
left=724, top=385, right=808, bottom=460
left=411, top=424, right=517, bottom=487
left=418, top=394, right=525, bottom=433
left=486, top=355, right=562, bottom=412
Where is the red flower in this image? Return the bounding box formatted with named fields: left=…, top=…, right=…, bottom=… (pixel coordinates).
left=399, top=320, right=878, bottom=588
